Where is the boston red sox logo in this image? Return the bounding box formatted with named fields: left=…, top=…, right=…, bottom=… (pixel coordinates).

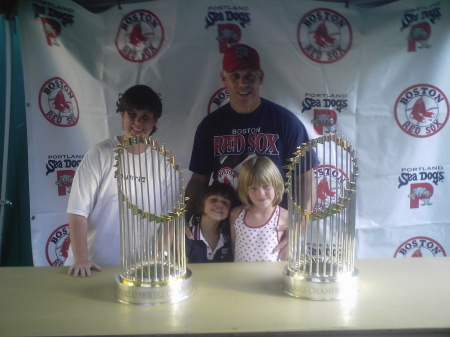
left=115, top=9, right=164, bottom=62
left=313, top=164, right=348, bottom=213
left=39, top=77, right=79, bottom=127
left=394, top=84, right=448, bottom=138
left=46, top=224, right=71, bottom=266
left=208, top=87, right=229, bottom=115
left=394, top=236, right=446, bottom=257
left=297, top=8, right=352, bottom=63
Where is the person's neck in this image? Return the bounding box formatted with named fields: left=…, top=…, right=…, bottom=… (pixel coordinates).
left=248, top=204, right=276, bottom=217
left=230, top=97, right=262, bottom=114
left=199, top=216, right=221, bottom=234
left=199, top=217, right=221, bottom=250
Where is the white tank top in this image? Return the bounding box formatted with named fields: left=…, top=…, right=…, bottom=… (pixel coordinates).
left=234, top=206, right=280, bottom=262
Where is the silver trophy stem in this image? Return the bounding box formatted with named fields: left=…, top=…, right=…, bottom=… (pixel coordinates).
left=114, top=136, right=193, bottom=304
left=282, top=133, right=358, bottom=300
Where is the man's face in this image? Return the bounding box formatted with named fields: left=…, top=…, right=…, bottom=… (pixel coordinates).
left=121, top=109, right=158, bottom=139
left=221, top=64, right=264, bottom=114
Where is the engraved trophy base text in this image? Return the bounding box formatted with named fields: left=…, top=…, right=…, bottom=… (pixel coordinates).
left=281, top=265, right=358, bottom=300
left=114, top=269, right=193, bottom=305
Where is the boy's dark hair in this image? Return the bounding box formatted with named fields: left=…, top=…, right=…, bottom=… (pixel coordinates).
left=118, top=85, right=162, bottom=119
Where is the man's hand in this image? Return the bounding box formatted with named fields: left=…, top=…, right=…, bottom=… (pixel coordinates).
left=185, top=224, right=194, bottom=240
left=68, top=260, right=102, bottom=277
left=273, top=224, right=289, bottom=261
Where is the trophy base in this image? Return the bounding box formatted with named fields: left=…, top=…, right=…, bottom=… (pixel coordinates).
left=281, top=265, right=359, bottom=300
left=114, top=269, right=193, bottom=305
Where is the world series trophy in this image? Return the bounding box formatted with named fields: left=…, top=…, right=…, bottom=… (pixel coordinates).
left=113, top=136, right=193, bottom=305
left=282, top=133, right=358, bottom=300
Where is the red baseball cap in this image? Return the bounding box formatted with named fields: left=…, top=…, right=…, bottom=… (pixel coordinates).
left=222, top=44, right=261, bottom=72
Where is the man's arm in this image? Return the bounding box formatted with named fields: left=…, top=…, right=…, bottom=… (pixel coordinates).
left=67, top=213, right=102, bottom=277
left=229, top=207, right=240, bottom=261
left=184, top=173, right=209, bottom=239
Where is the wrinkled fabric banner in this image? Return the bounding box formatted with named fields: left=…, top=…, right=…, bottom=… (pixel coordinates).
left=17, top=0, right=449, bottom=265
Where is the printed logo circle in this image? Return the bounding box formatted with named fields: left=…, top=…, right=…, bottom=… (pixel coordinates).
left=46, top=224, right=71, bottom=266
left=297, top=8, right=352, bottom=63
left=115, top=9, right=164, bottom=62
left=208, top=87, right=229, bottom=114
left=217, top=167, right=239, bottom=190
left=313, top=164, right=348, bottom=213
left=394, top=84, right=449, bottom=138
left=394, top=236, right=446, bottom=257
left=39, top=77, right=79, bottom=127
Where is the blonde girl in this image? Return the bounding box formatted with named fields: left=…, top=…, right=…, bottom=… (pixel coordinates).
left=229, top=156, right=288, bottom=262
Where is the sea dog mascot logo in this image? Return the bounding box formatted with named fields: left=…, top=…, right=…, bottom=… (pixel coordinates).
left=46, top=224, right=71, bottom=266
left=311, top=109, right=337, bottom=135
left=400, top=3, right=441, bottom=52
left=208, top=87, right=230, bottom=115
left=40, top=17, right=61, bottom=46
left=204, top=5, right=250, bottom=52
left=39, top=77, right=79, bottom=127
left=297, top=8, right=352, bottom=63
left=394, top=236, right=446, bottom=258
left=55, top=170, right=75, bottom=196
left=217, top=24, right=241, bottom=52
left=33, top=2, right=75, bottom=47
left=312, top=164, right=348, bottom=213
left=407, top=22, right=431, bottom=52
left=115, top=9, right=164, bottom=62
left=394, top=84, right=449, bottom=138
left=408, top=183, right=433, bottom=208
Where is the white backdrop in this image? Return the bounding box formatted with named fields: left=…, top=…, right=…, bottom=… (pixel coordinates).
left=17, top=0, right=449, bottom=266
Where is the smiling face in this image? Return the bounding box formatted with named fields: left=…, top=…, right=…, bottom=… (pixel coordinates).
left=202, top=195, right=232, bottom=223
left=120, top=109, right=158, bottom=139
left=247, top=182, right=275, bottom=209
left=220, top=64, right=264, bottom=114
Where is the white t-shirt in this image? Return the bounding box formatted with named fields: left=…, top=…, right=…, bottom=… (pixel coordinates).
left=65, top=137, right=177, bottom=266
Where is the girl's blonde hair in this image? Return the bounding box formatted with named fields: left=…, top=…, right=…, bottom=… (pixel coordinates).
left=237, top=156, right=285, bottom=208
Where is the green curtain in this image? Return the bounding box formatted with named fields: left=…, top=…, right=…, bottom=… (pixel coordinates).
left=0, top=14, right=32, bottom=266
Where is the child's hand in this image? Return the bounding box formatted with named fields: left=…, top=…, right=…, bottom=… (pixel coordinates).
left=68, top=260, right=102, bottom=277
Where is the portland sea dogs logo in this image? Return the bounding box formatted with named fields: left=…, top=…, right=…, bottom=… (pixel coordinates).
left=116, top=9, right=164, bottom=62
left=46, top=224, right=71, bottom=266
left=297, top=8, right=352, bottom=63
left=311, top=109, right=337, bottom=134
left=394, top=84, right=448, bottom=137
left=400, top=2, right=441, bottom=52
left=39, top=77, right=79, bottom=127
left=398, top=166, right=444, bottom=209
left=204, top=5, right=250, bottom=52
left=32, top=2, right=75, bottom=47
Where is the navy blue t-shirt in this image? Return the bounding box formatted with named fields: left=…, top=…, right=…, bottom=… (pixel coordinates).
left=189, top=98, right=315, bottom=189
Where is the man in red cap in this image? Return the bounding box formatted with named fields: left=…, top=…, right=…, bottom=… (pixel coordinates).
left=185, top=44, right=316, bottom=260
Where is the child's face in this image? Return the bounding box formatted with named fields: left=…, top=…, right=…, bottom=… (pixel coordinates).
left=248, top=182, right=275, bottom=208
left=203, top=195, right=232, bottom=222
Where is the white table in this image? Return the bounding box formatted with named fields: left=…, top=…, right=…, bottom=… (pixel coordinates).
left=1, top=258, right=449, bottom=336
